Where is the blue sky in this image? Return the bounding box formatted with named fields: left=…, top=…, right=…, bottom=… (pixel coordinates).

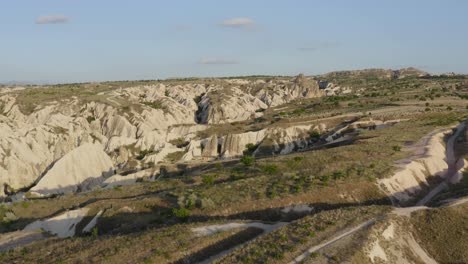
left=1, top=0, right=468, bottom=83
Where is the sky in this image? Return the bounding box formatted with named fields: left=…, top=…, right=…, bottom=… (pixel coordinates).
left=1, top=0, right=468, bottom=83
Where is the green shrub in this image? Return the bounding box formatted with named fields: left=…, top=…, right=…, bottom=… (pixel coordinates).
left=261, top=164, right=278, bottom=175
left=245, top=143, right=258, bottom=153
left=165, top=151, right=186, bottom=162
left=240, top=155, right=255, bottom=167
left=169, top=137, right=189, bottom=148
left=319, top=175, right=330, bottom=184
left=172, top=208, right=191, bottom=220
left=332, top=171, right=345, bottom=180
left=136, top=149, right=154, bottom=160
left=309, top=130, right=321, bottom=139
left=91, top=227, right=99, bottom=238
left=143, top=101, right=165, bottom=110
left=392, top=145, right=401, bottom=152
left=291, top=108, right=305, bottom=115
left=202, top=175, right=215, bottom=185
left=293, top=156, right=304, bottom=162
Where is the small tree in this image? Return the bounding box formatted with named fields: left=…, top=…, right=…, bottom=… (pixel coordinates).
left=240, top=154, right=255, bottom=167
left=244, top=143, right=258, bottom=155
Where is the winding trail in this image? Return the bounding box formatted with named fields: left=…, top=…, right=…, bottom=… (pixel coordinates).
left=194, top=222, right=287, bottom=264
left=288, top=217, right=381, bottom=264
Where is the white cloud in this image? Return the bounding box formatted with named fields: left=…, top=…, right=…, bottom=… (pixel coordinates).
left=199, top=58, right=238, bottom=65
left=220, top=17, right=255, bottom=29
left=36, top=15, right=69, bottom=24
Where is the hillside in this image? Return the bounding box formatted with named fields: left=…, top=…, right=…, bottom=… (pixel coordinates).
left=0, top=69, right=467, bottom=264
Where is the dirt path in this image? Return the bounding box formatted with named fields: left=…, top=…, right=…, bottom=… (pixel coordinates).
left=195, top=222, right=286, bottom=264
left=288, top=218, right=380, bottom=264
left=0, top=230, right=46, bottom=252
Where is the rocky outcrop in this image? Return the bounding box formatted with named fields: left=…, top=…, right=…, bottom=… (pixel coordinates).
left=202, top=135, right=219, bottom=158
left=378, top=131, right=449, bottom=204
left=221, top=130, right=267, bottom=158
left=103, top=168, right=158, bottom=188
left=30, top=143, right=114, bottom=195
left=363, top=219, right=437, bottom=264
left=197, top=87, right=267, bottom=124
left=252, top=74, right=323, bottom=107
left=24, top=208, right=90, bottom=238
left=182, top=124, right=327, bottom=160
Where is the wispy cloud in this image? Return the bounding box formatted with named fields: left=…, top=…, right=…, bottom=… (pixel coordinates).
left=298, top=41, right=340, bottom=51
left=220, top=17, right=255, bottom=29
left=199, top=58, right=239, bottom=65
left=36, top=15, right=69, bottom=24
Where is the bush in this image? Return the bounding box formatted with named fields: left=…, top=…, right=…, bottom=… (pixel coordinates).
left=202, top=175, right=215, bottom=185
left=293, top=156, right=304, bottom=162
left=392, top=145, right=401, bottom=152
left=169, top=137, right=189, bottom=148
left=292, top=108, right=305, bottom=115
left=240, top=155, right=255, bottom=167
left=136, top=149, right=154, bottom=160
left=319, top=175, right=330, bottom=184
left=165, top=151, right=186, bottom=162
left=309, top=130, right=321, bottom=139
left=91, top=227, right=99, bottom=238
left=172, top=208, right=191, bottom=220
left=332, top=171, right=345, bottom=180
left=245, top=143, right=258, bottom=154
left=261, top=164, right=278, bottom=175
left=143, top=101, right=165, bottom=110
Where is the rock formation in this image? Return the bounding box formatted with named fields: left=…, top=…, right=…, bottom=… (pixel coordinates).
left=30, top=143, right=114, bottom=195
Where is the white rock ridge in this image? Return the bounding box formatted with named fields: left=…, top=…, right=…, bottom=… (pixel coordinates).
left=24, top=208, right=90, bottom=238
left=30, top=143, right=114, bottom=195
